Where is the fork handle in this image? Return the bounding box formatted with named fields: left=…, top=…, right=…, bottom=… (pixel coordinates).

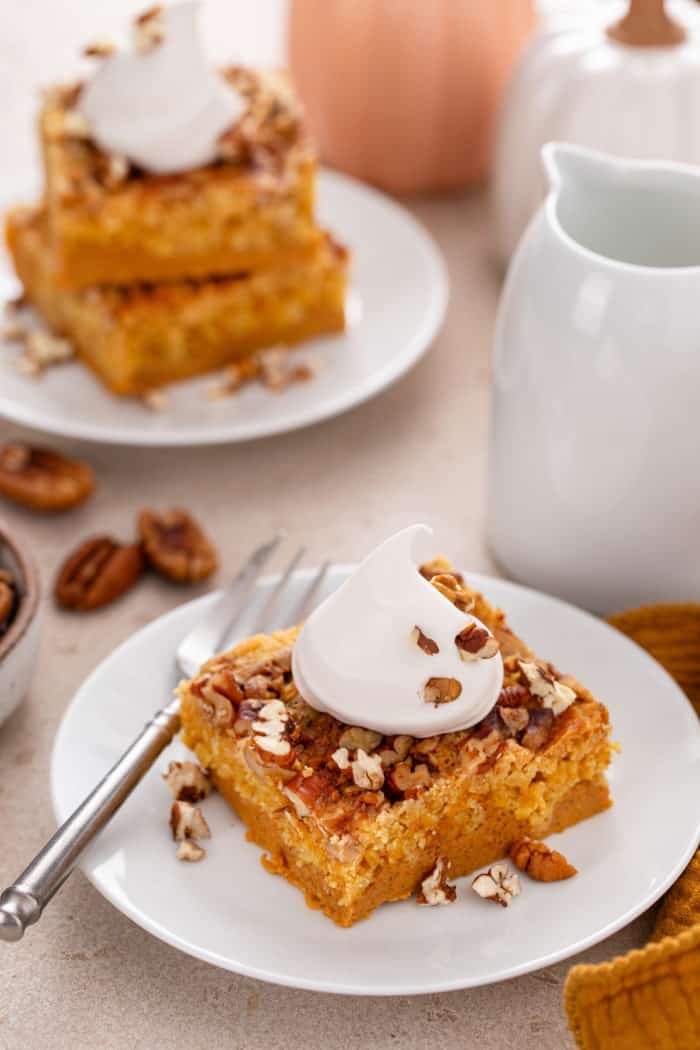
left=0, top=699, right=181, bottom=942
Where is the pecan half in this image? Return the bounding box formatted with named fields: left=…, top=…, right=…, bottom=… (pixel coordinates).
left=455, top=622, right=500, bottom=661
left=0, top=444, right=94, bottom=512
left=424, top=677, right=462, bottom=705
left=411, top=625, right=439, bottom=655
left=138, top=508, right=218, bottom=584
left=509, top=838, right=577, bottom=882
left=55, top=536, right=144, bottom=611
left=162, top=761, right=211, bottom=803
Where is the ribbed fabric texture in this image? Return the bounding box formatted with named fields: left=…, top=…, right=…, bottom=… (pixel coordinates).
left=564, top=605, right=700, bottom=1050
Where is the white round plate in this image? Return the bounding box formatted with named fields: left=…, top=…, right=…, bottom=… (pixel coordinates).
left=0, top=170, right=447, bottom=446
left=51, top=568, right=700, bottom=995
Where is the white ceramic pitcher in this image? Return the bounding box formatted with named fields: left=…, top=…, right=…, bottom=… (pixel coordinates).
left=488, top=143, right=700, bottom=613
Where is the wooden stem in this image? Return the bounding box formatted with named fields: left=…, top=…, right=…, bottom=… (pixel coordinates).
left=607, top=0, right=686, bottom=47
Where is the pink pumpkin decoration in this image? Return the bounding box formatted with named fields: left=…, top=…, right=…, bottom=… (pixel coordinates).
left=288, top=0, right=536, bottom=193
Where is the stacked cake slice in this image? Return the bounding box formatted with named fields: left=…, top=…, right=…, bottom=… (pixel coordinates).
left=6, top=67, right=348, bottom=396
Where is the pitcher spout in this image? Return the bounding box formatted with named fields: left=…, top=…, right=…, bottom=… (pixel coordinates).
left=541, top=142, right=624, bottom=196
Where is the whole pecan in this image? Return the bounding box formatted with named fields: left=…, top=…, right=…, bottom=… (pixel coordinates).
left=509, top=838, right=577, bottom=882
left=55, top=535, right=144, bottom=611
left=138, top=508, right=218, bottom=583
left=0, top=444, right=94, bottom=512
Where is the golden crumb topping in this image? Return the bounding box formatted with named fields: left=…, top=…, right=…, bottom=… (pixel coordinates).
left=42, top=65, right=312, bottom=197
left=184, top=559, right=608, bottom=837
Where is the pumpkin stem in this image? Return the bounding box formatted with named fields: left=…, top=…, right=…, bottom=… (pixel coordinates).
left=607, top=0, right=686, bottom=47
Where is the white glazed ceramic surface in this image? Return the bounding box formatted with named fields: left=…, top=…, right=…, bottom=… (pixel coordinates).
left=492, top=1, right=700, bottom=262
left=0, top=526, right=42, bottom=726
left=51, top=567, right=700, bottom=994
left=0, top=170, right=448, bottom=447
left=489, top=144, right=700, bottom=613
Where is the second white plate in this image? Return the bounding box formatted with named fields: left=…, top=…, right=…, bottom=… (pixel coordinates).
left=51, top=568, right=700, bottom=994
left=0, top=170, right=447, bottom=446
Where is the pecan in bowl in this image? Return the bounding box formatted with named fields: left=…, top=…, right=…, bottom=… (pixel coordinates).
left=138, top=508, right=218, bottom=583
left=0, top=569, right=16, bottom=631
left=0, top=444, right=94, bottom=512
left=55, top=535, right=144, bottom=611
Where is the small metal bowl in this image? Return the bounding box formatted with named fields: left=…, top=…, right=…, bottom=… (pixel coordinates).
left=0, top=521, right=42, bottom=727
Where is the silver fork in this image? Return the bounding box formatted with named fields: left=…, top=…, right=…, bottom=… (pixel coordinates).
left=0, top=537, right=330, bottom=942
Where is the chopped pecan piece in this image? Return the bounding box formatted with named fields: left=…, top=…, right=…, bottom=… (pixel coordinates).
left=243, top=673, right=277, bottom=700
left=519, top=661, right=577, bottom=716
left=498, top=684, right=530, bottom=708
left=138, top=508, right=218, bottom=584
left=472, top=862, right=521, bottom=907
left=419, top=557, right=463, bottom=583
left=207, top=667, right=244, bottom=704
left=509, top=838, right=577, bottom=882
left=519, top=708, right=555, bottom=751
left=282, top=769, right=332, bottom=815
left=83, top=39, right=116, bottom=57
left=162, top=761, right=211, bottom=803
left=176, top=840, right=206, bottom=862
left=331, top=746, right=351, bottom=770
left=424, top=677, right=462, bottom=705
left=378, top=734, right=414, bottom=768
left=455, top=622, right=500, bottom=661
left=429, top=573, right=474, bottom=612
left=142, top=389, right=168, bottom=412
left=350, top=748, right=384, bottom=790
left=387, top=761, right=431, bottom=797
left=233, top=698, right=264, bottom=735
left=196, top=674, right=237, bottom=728
left=134, top=4, right=164, bottom=52
left=55, top=536, right=144, bottom=611
left=499, top=706, right=529, bottom=735
left=14, top=329, right=75, bottom=376
left=338, top=726, right=383, bottom=753
left=0, top=444, right=94, bottom=512
left=417, top=858, right=456, bottom=906
left=251, top=699, right=294, bottom=763
left=97, top=152, right=130, bottom=189
left=471, top=706, right=508, bottom=740
left=411, top=625, right=439, bottom=655
left=169, top=801, right=211, bottom=842
left=208, top=355, right=262, bottom=397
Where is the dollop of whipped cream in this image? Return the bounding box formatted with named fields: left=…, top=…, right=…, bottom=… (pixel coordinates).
left=77, top=2, right=244, bottom=174
left=292, top=525, right=503, bottom=739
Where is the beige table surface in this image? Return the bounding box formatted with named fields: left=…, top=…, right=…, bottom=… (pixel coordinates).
left=0, top=3, right=651, bottom=1047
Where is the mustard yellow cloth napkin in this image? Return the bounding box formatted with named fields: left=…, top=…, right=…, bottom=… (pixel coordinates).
left=565, top=604, right=700, bottom=1050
